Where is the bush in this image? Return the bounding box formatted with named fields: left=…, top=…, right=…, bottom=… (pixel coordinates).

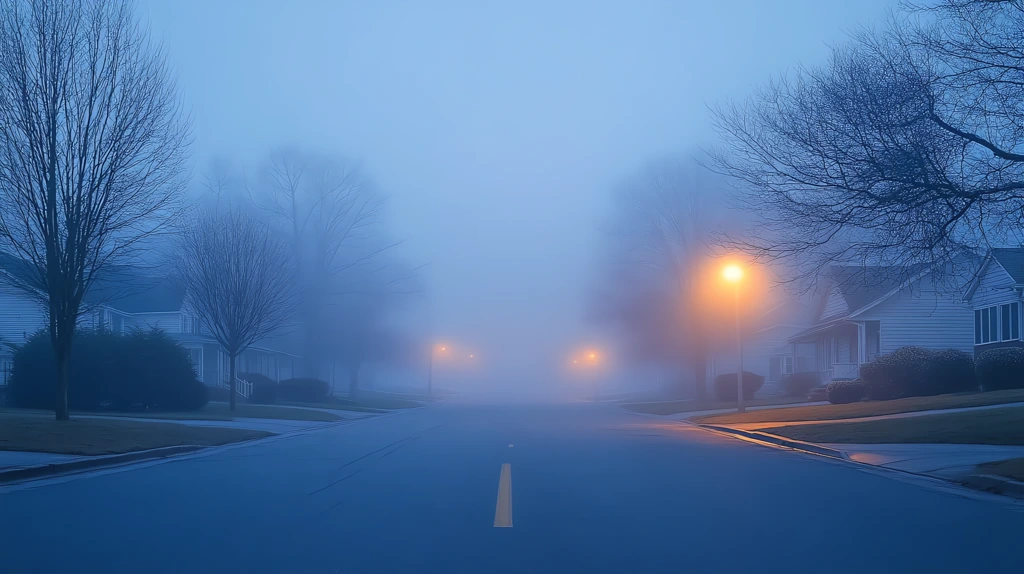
left=243, top=372, right=278, bottom=404
left=924, top=349, right=977, bottom=395
left=827, top=380, right=866, bottom=404
left=8, top=328, right=206, bottom=411
left=859, top=346, right=932, bottom=400
left=278, top=377, right=330, bottom=402
left=782, top=371, right=820, bottom=397
left=975, top=348, right=1024, bottom=391
left=714, top=371, right=765, bottom=401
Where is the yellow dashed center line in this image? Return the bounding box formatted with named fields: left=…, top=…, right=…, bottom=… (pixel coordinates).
left=493, top=463, right=513, bottom=527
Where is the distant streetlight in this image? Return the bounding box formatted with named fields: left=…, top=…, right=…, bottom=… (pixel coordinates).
left=723, top=263, right=745, bottom=413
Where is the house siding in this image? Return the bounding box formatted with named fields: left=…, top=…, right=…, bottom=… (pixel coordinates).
left=970, top=260, right=1018, bottom=308
left=822, top=287, right=849, bottom=319
left=0, top=286, right=46, bottom=348
left=856, top=274, right=974, bottom=354
left=123, top=311, right=182, bottom=333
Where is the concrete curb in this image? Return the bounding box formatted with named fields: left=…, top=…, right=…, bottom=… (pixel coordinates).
left=0, top=444, right=204, bottom=484
left=699, top=424, right=851, bottom=460
left=959, top=474, right=1024, bottom=499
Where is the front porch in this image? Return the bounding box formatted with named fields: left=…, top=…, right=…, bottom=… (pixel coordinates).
left=790, top=320, right=880, bottom=384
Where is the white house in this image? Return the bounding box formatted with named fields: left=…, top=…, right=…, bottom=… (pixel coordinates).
left=706, top=294, right=819, bottom=395
left=785, top=264, right=975, bottom=384
left=0, top=257, right=303, bottom=394
left=963, top=248, right=1024, bottom=356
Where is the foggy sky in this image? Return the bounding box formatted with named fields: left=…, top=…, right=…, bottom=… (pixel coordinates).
left=139, top=0, right=898, bottom=391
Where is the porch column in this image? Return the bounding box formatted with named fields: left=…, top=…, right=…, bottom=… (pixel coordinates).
left=857, top=322, right=866, bottom=364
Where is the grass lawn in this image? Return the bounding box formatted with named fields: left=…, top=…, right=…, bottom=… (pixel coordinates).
left=1, top=403, right=344, bottom=423
left=760, top=405, right=1024, bottom=445
left=621, top=395, right=809, bottom=416
left=977, top=457, right=1024, bottom=482
left=0, top=413, right=271, bottom=455
left=695, top=389, right=1024, bottom=425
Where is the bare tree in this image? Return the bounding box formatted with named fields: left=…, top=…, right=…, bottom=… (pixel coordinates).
left=710, top=2, right=1024, bottom=285
left=594, top=158, right=727, bottom=399
left=176, top=208, right=295, bottom=411
left=251, top=150, right=395, bottom=380
left=0, top=0, right=189, bottom=419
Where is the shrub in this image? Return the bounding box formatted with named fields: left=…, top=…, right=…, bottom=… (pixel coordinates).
left=975, top=348, right=1024, bottom=391
left=243, top=372, right=278, bottom=404
left=782, top=371, right=819, bottom=397
left=859, top=346, right=932, bottom=400
left=924, top=349, right=977, bottom=395
left=827, top=380, right=866, bottom=404
left=278, top=377, right=330, bottom=402
left=7, top=328, right=206, bottom=411
left=714, top=371, right=765, bottom=401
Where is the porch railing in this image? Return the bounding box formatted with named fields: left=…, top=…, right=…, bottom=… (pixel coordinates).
left=219, top=376, right=253, bottom=399
left=822, top=364, right=860, bottom=383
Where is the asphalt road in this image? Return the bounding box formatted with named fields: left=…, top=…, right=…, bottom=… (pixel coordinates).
left=1, top=399, right=1023, bottom=573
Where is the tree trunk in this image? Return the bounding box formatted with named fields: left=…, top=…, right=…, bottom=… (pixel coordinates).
left=55, top=342, right=71, bottom=421
left=229, top=353, right=237, bottom=412
left=348, top=362, right=361, bottom=398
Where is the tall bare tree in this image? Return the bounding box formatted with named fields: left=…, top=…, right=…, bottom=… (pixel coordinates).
left=251, top=150, right=394, bottom=380
left=176, top=208, right=295, bottom=411
left=0, top=0, right=189, bottom=419
left=594, top=158, right=726, bottom=399
left=711, top=2, right=1024, bottom=284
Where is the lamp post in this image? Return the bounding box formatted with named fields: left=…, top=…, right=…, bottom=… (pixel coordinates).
left=428, top=345, right=447, bottom=398
left=722, top=264, right=745, bottom=413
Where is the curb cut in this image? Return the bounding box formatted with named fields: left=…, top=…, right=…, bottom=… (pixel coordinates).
left=0, top=444, right=205, bottom=484
left=959, top=474, right=1024, bottom=499
left=699, top=424, right=851, bottom=460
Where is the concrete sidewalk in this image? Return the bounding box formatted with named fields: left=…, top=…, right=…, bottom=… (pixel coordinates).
left=834, top=443, right=1024, bottom=480
left=75, top=414, right=337, bottom=433
left=730, top=400, right=1024, bottom=431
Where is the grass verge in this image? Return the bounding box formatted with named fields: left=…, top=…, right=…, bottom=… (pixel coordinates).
left=1, top=402, right=344, bottom=423
left=621, top=395, right=809, bottom=416
left=760, top=405, right=1024, bottom=445
left=977, top=457, right=1024, bottom=482
left=696, top=389, right=1024, bottom=425
left=0, top=413, right=271, bottom=455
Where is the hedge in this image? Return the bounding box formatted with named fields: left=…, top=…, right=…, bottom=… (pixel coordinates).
left=714, top=371, right=765, bottom=401
left=782, top=371, right=820, bottom=397
left=827, top=380, right=866, bottom=404
left=858, top=346, right=976, bottom=399
left=924, top=349, right=977, bottom=394
left=8, top=328, right=206, bottom=411
left=243, top=372, right=278, bottom=404
left=975, top=348, right=1024, bottom=391
left=277, top=378, right=330, bottom=402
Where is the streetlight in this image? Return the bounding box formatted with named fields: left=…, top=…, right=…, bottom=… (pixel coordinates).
left=722, top=263, right=745, bottom=413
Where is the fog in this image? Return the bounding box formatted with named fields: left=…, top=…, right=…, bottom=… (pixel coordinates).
left=138, top=0, right=898, bottom=398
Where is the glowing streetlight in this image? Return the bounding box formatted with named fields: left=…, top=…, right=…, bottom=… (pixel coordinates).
left=722, top=264, right=744, bottom=283
left=723, top=263, right=746, bottom=413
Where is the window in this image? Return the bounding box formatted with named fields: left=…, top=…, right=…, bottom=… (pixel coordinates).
left=782, top=356, right=794, bottom=375
left=975, top=303, right=1022, bottom=345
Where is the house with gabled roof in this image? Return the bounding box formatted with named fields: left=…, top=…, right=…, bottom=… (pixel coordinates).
left=788, top=263, right=974, bottom=384
left=963, top=248, right=1024, bottom=355
left=0, top=257, right=303, bottom=397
